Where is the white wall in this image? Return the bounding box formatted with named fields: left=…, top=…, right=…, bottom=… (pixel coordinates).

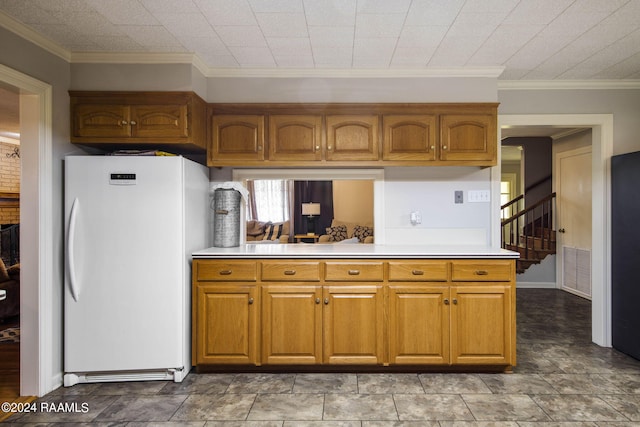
left=70, top=63, right=195, bottom=91
left=498, top=88, right=640, bottom=156
left=383, top=167, right=492, bottom=245
left=207, top=76, right=498, bottom=103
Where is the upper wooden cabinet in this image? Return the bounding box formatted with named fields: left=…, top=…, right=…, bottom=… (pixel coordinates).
left=207, top=104, right=497, bottom=167
left=440, top=113, right=496, bottom=163
left=326, top=115, right=379, bottom=161
left=70, top=91, right=206, bottom=154
left=210, top=115, right=265, bottom=163
left=269, top=115, right=322, bottom=161
left=382, top=115, right=437, bottom=162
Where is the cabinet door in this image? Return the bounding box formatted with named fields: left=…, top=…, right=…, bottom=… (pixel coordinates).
left=388, top=285, right=450, bottom=364
left=450, top=285, right=512, bottom=365
left=326, top=115, right=379, bottom=161
left=323, top=285, right=384, bottom=364
left=210, top=115, right=265, bottom=162
left=262, top=285, right=322, bottom=364
left=73, top=104, right=131, bottom=138
left=132, top=104, right=188, bottom=139
left=196, top=284, right=258, bottom=365
left=439, top=114, right=496, bottom=163
left=382, top=115, right=437, bottom=161
left=269, top=115, right=322, bottom=161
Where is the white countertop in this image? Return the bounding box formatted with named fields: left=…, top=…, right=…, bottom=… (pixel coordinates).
left=193, top=243, right=519, bottom=259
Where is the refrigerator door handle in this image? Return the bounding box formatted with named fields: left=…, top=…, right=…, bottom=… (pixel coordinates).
left=67, top=197, right=80, bottom=302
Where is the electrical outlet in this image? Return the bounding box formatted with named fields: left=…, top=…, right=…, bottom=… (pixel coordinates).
left=468, top=190, right=491, bottom=203
left=454, top=190, right=463, bottom=204
left=410, top=211, right=421, bottom=225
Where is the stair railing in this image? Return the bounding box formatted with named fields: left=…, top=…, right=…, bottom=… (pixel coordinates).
left=501, top=193, right=556, bottom=260
left=501, top=194, right=524, bottom=220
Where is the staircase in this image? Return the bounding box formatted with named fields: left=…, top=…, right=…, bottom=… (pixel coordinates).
left=501, top=193, right=557, bottom=274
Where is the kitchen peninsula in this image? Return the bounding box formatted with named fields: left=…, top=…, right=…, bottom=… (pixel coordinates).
left=192, top=244, right=518, bottom=372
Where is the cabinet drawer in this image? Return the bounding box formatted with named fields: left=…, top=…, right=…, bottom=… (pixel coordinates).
left=451, top=260, right=512, bottom=282
left=262, top=261, right=321, bottom=281
left=195, top=261, right=257, bottom=282
left=388, top=261, right=449, bottom=281
left=325, top=261, right=384, bottom=282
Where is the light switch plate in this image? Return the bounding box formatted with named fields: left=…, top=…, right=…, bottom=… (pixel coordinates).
left=468, top=190, right=490, bottom=203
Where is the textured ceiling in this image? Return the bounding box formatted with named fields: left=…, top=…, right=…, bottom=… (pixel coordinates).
left=1, top=0, right=640, bottom=79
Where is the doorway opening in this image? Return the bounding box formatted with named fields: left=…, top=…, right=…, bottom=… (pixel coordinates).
left=0, top=84, right=21, bottom=399
left=498, top=114, right=613, bottom=348
left=0, top=64, right=54, bottom=398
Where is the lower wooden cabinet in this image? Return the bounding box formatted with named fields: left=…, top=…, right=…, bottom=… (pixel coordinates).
left=195, top=284, right=258, bottom=365
left=388, top=285, right=450, bottom=365
left=323, top=285, right=385, bottom=364
left=450, top=285, right=512, bottom=365
left=261, top=284, right=384, bottom=365
left=192, top=258, right=515, bottom=369
left=262, top=285, right=322, bottom=364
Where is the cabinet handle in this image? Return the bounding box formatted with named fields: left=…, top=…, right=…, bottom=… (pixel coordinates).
left=430, top=145, right=435, bottom=150
left=284, top=270, right=296, bottom=275
left=453, top=298, right=458, bottom=305
left=348, top=269, right=360, bottom=275
left=121, top=120, right=128, bottom=125
left=219, top=270, right=232, bottom=275
left=442, top=145, right=448, bottom=150
left=444, top=298, right=450, bottom=305
left=315, top=298, right=321, bottom=304
left=328, top=145, right=332, bottom=150
left=412, top=269, right=424, bottom=275
left=248, top=297, right=254, bottom=305
left=475, top=270, right=489, bottom=276
left=258, top=145, right=263, bottom=151
left=315, top=145, right=320, bottom=150
left=130, top=120, right=137, bottom=126
left=324, top=298, right=329, bottom=305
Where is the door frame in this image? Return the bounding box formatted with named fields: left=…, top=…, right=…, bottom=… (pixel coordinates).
left=0, top=64, right=54, bottom=396
left=496, top=114, right=613, bottom=348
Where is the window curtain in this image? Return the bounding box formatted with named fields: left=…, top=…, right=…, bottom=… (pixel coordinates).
left=294, top=181, right=334, bottom=235
left=245, top=180, right=258, bottom=221
left=246, top=180, right=292, bottom=224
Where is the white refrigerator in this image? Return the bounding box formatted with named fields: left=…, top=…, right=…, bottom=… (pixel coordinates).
left=63, top=155, right=209, bottom=386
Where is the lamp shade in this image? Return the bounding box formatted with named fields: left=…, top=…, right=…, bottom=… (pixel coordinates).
left=301, top=202, right=321, bottom=216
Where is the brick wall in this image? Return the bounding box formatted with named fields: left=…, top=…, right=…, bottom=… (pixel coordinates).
left=0, top=142, right=20, bottom=224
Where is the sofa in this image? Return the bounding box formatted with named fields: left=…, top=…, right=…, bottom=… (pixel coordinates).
left=319, top=219, right=374, bottom=244
left=246, top=220, right=290, bottom=243
left=0, top=260, right=19, bottom=322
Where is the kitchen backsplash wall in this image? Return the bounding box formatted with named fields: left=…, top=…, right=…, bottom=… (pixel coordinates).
left=383, top=167, right=492, bottom=246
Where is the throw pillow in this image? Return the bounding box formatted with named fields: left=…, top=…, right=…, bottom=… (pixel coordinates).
left=325, top=224, right=348, bottom=242
left=246, top=220, right=267, bottom=237
left=263, top=222, right=283, bottom=241
left=353, top=225, right=374, bottom=243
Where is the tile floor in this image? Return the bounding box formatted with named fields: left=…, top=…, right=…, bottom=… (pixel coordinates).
left=5, top=288, right=640, bottom=426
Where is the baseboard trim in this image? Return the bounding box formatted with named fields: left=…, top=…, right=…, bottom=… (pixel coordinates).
left=516, top=281, right=557, bottom=289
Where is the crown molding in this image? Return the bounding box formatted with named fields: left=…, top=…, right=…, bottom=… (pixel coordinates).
left=498, top=79, right=640, bottom=90
left=0, top=10, right=70, bottom=62
left=203, top=66, right=505, bottom=79
left=70, top=51, right=197, bottom=65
